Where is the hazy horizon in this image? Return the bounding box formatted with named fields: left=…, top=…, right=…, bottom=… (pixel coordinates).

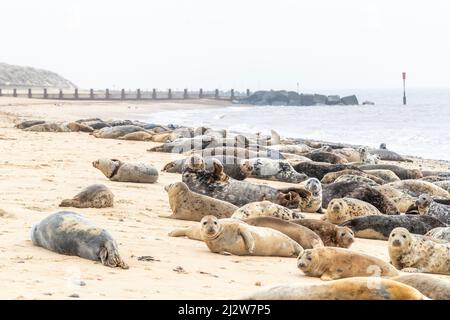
left=2, top=0, right=450, bottom=91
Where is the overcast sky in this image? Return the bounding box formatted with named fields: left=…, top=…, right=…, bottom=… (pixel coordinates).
left=2, top=0, right=450, bottom=90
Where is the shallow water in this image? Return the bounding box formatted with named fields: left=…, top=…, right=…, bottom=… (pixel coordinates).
left=147, top=88, right=450, bottom=161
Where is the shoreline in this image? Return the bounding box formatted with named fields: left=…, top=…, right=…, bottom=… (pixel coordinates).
left=0, top=98, right=449, bottom=299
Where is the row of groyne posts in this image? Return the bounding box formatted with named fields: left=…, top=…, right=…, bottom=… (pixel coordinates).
left=0, top=88, right=250, bottom=101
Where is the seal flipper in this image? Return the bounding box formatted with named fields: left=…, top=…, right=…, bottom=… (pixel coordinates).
left=238, top=226, right=255, bottom=254
left=99, top=240, right=129, bottom=269
left=168, top=228, right=187, bottom=237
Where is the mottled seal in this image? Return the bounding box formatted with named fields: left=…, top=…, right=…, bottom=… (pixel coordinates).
left=299, top=178, right=323, bottom=213
left=59, top=184, right=114, bottom=208
left=231, top=201, right=303, bottom=220
left=93, top=158, right=159, bottom=183
left=357, top=164, right=422, bottom=180
left=162, top=182, right=237, bottom=221
left=297, top=247, right=399, bottom=280
left=244, top=217, right=324, bottom=249
left=426, top=227, right=450, bottom=242
left=293, top=161, right=361, bottom=180
left=24, top=122, right=93, bottom=133
left=388, top=227, right=450, bottom=275
left=325, top=197, right=382, bottom=224
left=182, top=157, right=311, bottom=208
left=291, top=219, right=354, bottom=248
left=386, top=180, right=450, bottom=198
left=334, top=174, right=380, bottom=187
left=434, top=180, right=450, bottom=192
left=162, top=155, right=252, bottom=181
left=93, top=125, right=149, bottom=139
left=200, top=216, right=303, bottom=257
left=31, top=211, right=128, bottom=269
left=240, top=277, right=426, bottom=300
left=415, top=193, right=450, bottom=224
left=363, top=169, right=401, bottom=183
left=391, top=274, right=450, bottom=300
left=375, top=185, right=416, bottom=213
left=247, top=158, right=307, bottom=183
left=334, top=147, right=368, bottom=163
left=321, top=169, right=385, bottom=184
left=197, top=146, right=285, bottom=160
left=341, top=215, right=447, bottom=240
left=148, top=135, right=214, bottom=153
left=323, top=181, right=400, bottom=215
left=303, top=151, right=348, bottom=164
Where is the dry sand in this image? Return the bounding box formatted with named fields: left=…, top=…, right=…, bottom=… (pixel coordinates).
left=0, top=97, right=449, bottom=300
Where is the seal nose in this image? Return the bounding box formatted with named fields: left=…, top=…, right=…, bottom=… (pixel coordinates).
left=297, top=261, right=306, bottom=268
left=207, top=227, right=215, bottom=233
left=332, top=205, right=340, bottom=211
left=392, top=239, right=401, bottom=247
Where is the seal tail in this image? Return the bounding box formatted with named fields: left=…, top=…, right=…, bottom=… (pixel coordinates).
left=100, top=241, right=129, bottom=269
left=168, top=228, right=187, bottom=237
left=59, top=199, right=77, bottom=207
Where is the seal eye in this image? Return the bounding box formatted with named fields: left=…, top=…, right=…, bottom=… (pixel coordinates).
left=214, top=221, right=218, bottom=225
left=402, top=235, right=406, bottom=239
left=307, top=256, right=312, bottom=261
left=202, top=222, right=207, bottom=225
left=392, top=233, right=395, bottom=237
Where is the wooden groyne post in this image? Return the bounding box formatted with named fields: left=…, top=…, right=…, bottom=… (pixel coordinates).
left=121, top=89, right=125, bottom=100
left=90, top=89, right=94, bottom=99
left=152, top=89, right=157, bottom=99
left=215, top=89, right=219, bottom=99
left=28, top=88, right=32, bottom=98
left=13, top=88, right=17, bottom=97
left=136, top=88, right=141, bottom=100
left=105, top=89, right=110, bottom=99
left=43, top=88, right=48, bottom=99
left=199, top=88, right=203, bottom=98
left=168, top=89, right=172, bottom=99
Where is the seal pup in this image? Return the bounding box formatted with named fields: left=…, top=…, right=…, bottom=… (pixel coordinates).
left=325, top=197, right=382, bottom=224
left=200, top=216, right=303, bottom=257
left=293, top=161, right=361, bottom=180
left=388, top=227, right=450, bottom=275
left=299, top=178, right=323, bottom=213
left=391, top=274, right=450, bottom=300
left=182, top=156, right=311, bottom=208
left=357, top=164, right=422, bottom=180
left=31, top=211, right=128, bottom=269
left=162, top=155, right=252, bottom=181
left=162, top=182, right=238, bottom=221
left=231, top=201, right=304, bottom=220
left=59, top=184, right=114, bottom=208
left=426, top=227, right=450, bottom=242
left=118, top=131, right=153, bottom=141
left=303, top=151, right=348, bottom=164
left=341, top=215, right=447, bottom=240
left=415, top=193, right=450, bottom=224
left=93, top=158, right=159, bottom=183
left=240, top=277, right=426, bottom=300
left=297, top=247, right=399, bottom=280
left=247, top=158, right=308, bottom=183
left=291, top=219, right=354, bottom=248
left=385, top=180, right=449, bottom=198
left=322, top=181, right=400, bottom=215
left=244, top=217, right=324, bottom=249
left=321, top=169, right=385, bottom=184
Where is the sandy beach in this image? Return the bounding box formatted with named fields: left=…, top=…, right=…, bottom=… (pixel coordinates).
left=0, top=97, right=449, bottom=300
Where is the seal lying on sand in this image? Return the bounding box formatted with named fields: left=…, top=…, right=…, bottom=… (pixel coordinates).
left=194, top=146, right=285, bottom=160
left=341, top=215, right=447, bottom=240
left=267, top=144, right=312, bottom=155
left=244, top=217, right=324, bottom=249
left=231, top=201, right=304, bottom=220
left=239, top=277, right=426, bottom=300
left=322, top=181, right=400, bottom=215
left=200, top=216, right=303, bottom=257
left=246, top=158, right=308, bottom=183
left=321, top=169, right=385, bottom=184
left=368, top=148, right=411, bottom=162
left=148, top=136, right=214, bottom=153
left=291, top=219, right=354, bottom=248
left=15, top=120, right=46, bottom=129
left=391, top=274, right=450, bottom=300
left=182, top=156, right=310, bottom=208
left=357, top=164, right=422, bottom=180
left=325, top=197, right=382, bottom=224
left=92, top=125, right=149, bottom=139
left=93, top=158, right=159, bottom=183
left=388, top=227, right=450, bottom=275
left=162, top=182, right=238, bottom=221
left=299, top=178, right=323, bottom=213
left=426, top=227, right=450, bottom=242
left=415, top=193, right=450, bottom=224
left=297, top=247, right=399, bottom=280
left=363, top=169, right=401, bottom=183
left=385, top=180, right=450, bottom=198
left=59, top=184, right=114, bottom=208
left=31, top=211, right=128, bottom=269
left=303, top=151, right=348, bottom=164
left=24, top=122, right=93, bottom=132
left=162, top=156, right=252, bottom=181
left=118, top=131, right=153, bottom=141
left=292, top=161, right=361, bottom=180
left=334, top=174, right=380, bottom=187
